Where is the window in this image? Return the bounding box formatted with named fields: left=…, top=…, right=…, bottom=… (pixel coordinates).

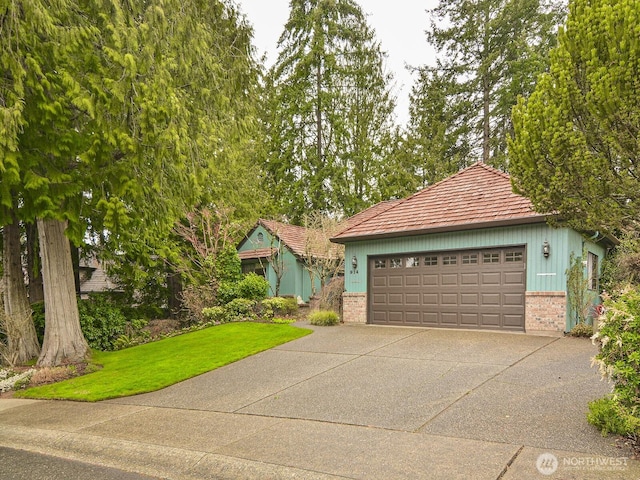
left=483, top=252, right=500, bottom=263
left=462, top=254, right=478, bottom=265
left=424, top=255, right=438, bottom=266
left=374, top=259, right=386, bottom=269
left=443, top=255, right=457, bottom=265
left=390, top=258, right=403, bottom=268
left=587, top=252, right=599, bottom=290
left=505, top=251, right=523, bottom=262
left=406, top=257, right=420, bottom=268
left=257, top=232, right=264, bottom=244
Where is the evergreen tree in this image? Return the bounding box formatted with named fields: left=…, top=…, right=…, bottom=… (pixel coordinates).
left=406, top=0, right=563, bottom=177
left=263, top=0, right=396, bottom=221
left=0, top=0, right=262, bottom=366
left=509, top=0, right=640, bottom=234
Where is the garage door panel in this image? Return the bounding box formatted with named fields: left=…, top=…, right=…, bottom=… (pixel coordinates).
left=422, top=274, right=438, bottom=286
left=461, top=293, right=479, bottom=306
left=441, top=274, right=458, bottom=285
left=388, top=293, right=403, bottom=304
left=405, top=293, right=421, bottom=305
left=504, top=271, right=525, bottom=285
left=369, top=247, right=525, bottom=331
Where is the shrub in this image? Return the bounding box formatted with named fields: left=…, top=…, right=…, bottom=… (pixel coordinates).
left=237, top=273, right=270, bottom=301
left=201, top=306, right=227, bottom=323
left=588, top=397, right=640, bottom=436
left=216, top=281, right=239, bottom=305
left=568, top=323, right=593, bottom=337
left=78, top=295, right=128, bottom=351
left=589, top=288, right=640, bottom=436
left=224, top=298, right=257, bottom=321
left=214, top=245, right=242, bottom=284
left=261, top=297, right=299, bottom=320
left=308, top=310, right=340, bottom=326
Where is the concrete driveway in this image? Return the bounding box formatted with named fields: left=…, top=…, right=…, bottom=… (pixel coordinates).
left=0, top=324, right=638, bottom=479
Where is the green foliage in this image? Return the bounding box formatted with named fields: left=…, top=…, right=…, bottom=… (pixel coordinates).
left=224, top=298, right=257, bottom=322
left=566, top=252, right=597, bottom=326
left=588, top=397, right=640, bottom=437
left=509, top=0, right=640, bottom=233
left=31, top=302, right=45, bottom=345
left=409, top=0, right=562, bottom=171
left=16, top=323, right=312, bottom=401
left=568, top=322, right=594, bottom=338
left=237, top=273, right=270, bottom=302
left=263, top=0, right=396, bottom=220
left=308, top=310, right=340, bottom=326
left=590, top=288, right=640, bottom=436
left=261, top=297, right=299, bottom=321
left=77, top=296, right=127, bottom=351
left=214, top=245, right=243, bottom=285
left=201, top=306, right=227, bottom=324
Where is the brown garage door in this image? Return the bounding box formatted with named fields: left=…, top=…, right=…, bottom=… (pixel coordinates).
left=369, top=247, right=526, bottom=331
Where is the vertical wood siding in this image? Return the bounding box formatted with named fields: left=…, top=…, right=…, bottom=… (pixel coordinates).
left=344, top=224, right=607, bottom=294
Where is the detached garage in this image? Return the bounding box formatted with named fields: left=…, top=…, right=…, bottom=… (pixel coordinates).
left=331, top=163, right=614, bottom=333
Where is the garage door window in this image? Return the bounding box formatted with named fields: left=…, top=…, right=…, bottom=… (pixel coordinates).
left=483, top=252, right=500, bottom=263
left=424, top=255, right=438, bottom=266
left=462, top=253, right=478, bottom=264
left=390, top=258, right=402, bottom=268
left=505, top=251, right=523, bottom=262
left=443, top=255, right=457, bottom=265
left=374, top=259, right=386, bottom=269
left=406, top=257, right=420, bottom=267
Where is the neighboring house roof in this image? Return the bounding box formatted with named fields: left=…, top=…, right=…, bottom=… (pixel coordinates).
left=332, top=162, right=547, bottom=243
left=239, top=219, right=339, bottom=260
left=238, top=247, right=275, bottom=260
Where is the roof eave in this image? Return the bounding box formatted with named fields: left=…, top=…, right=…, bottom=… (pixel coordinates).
left=330, top=215, right=549, bottom=244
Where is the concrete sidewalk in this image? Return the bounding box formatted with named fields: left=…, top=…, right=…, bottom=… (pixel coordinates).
left=0, top=324, right=638, bottom=479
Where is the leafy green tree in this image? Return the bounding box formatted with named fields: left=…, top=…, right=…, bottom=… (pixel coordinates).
left=408, top=0, right=563, bottom=173
left=263, top=0, right=396, bottom=221
left=509, top=0, right=639, bottom=234
left=0, top=0, right=263, bottom=366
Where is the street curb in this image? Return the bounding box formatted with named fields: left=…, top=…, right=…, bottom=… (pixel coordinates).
left=0, top=425, right=345, bottom=480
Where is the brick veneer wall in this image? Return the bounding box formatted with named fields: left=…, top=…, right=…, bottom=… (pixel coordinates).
left=342, top=292, right=367, bottom=323
left=525, top=291, right=567, bottom=332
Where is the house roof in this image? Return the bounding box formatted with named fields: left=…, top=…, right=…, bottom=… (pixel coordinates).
left=332, top=162, right=547, bottom=243
left=239, top=219, right=339, bottom=260
left=339, top=199, right=403, bottom=233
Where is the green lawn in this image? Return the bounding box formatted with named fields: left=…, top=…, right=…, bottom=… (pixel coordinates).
left=16, top=322, right=311, bottom=402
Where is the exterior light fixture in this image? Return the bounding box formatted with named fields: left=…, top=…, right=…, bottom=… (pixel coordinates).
left=351, top=255, right=358, bottom=271
left=543, top=240, right=550, bottom=258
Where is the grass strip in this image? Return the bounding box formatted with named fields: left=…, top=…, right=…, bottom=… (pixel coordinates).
left=16, top=322, right=311, bottom=402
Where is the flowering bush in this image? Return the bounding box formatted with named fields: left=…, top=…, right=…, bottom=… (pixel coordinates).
left=589, top=288, right=640, bottom=436
left=0, top=368, right=35, bottom=393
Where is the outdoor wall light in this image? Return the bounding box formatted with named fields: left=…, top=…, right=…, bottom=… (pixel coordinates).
left=543, top=240, right=550, bottom=258
left=351, top=255, right=358, bottom=271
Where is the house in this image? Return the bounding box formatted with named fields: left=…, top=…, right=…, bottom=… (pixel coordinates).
left=237, top=219, right=339, bottom=302
left=331, top=162, right=615, bottom=333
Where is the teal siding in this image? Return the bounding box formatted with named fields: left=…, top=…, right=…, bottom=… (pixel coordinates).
left=238, top=225, right=319, bottom=302
left=344, top=223, right=606, bottom=295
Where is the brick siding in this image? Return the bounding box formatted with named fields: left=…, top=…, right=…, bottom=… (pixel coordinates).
left=342, top=292, right=367, bottom=323
left=525, top=291, right=567, bottom=332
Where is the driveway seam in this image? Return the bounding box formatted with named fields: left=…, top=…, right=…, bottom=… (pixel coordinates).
left=414, top=336, right=561, bottom=433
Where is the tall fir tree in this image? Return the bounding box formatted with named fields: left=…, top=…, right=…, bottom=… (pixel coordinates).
left=263, top=0, right=396, bottom=222
left=405, top=0, right=563, bottom=180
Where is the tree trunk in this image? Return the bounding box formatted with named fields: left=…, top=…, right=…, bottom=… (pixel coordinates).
left=26, top=222, right=44, bottom=304
left=36, top=218, right=88, bottom=367
left=2, top=219, right=41, bottom=364
left=167, top=269, right=182, bottom=318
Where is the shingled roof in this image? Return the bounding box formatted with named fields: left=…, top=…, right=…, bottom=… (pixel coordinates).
left=240, top=219, right=339, bottom=259
left=332, top=162, right=546, bottom=243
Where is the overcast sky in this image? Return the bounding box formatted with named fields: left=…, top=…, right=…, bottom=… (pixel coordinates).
left=236, top=1, right=439, bottom=126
